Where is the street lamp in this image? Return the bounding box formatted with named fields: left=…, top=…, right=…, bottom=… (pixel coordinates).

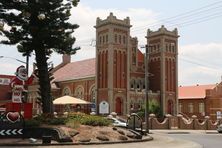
left=145, top=45, right=149, bottom=134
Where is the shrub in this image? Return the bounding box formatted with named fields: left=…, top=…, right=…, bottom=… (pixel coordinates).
left=32, top=114, right=66, bottom=125
left=80, top=115, right=110, bottom=126
left=136, top=99, right=162, bottom=118
left=66, top=113, right=111, bottom=127
left=25, top=119, right=41, bottom=127
left=48, top=117, right=66, bottom=125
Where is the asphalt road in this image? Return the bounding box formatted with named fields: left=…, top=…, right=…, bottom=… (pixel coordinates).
left=3, top=130, right=222, bottom=148
left=167, top=132, right=222, bottom=148
left=0, top=134, right=202, bottom=148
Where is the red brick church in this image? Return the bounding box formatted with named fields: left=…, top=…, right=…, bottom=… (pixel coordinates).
left=28, top=13, right=179, bottom=116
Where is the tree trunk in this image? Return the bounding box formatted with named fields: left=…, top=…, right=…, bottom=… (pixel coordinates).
left=35, top=49, right=53, bottom=114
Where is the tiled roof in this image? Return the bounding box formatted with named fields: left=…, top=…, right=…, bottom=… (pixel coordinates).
left=53, top=58, right=96, bottom=82
left=178, top=84, right=216, bottom=99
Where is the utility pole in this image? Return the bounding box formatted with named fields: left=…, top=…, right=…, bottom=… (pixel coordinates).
left=145, top=45, right=149, bottom=134
left=24, top=52, right=29, bottom=103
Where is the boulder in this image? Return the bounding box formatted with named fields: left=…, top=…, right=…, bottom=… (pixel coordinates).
left=96, top=135, right=109, bottom=141
left=78, top=137, right=91, bottom=143
left=118, top=135, right=128, bottom=141
left=69, top=130, right=79, bottom=137
left=117, top=129, right=125, bottom=135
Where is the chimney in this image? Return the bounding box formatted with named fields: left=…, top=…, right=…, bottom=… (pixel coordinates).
left=62, top=54, right=71, bottom=64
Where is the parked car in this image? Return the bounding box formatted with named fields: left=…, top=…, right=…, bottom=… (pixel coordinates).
left=107, top=117, right=127, bottom=128
left=217, top=124, right=222, bottom=133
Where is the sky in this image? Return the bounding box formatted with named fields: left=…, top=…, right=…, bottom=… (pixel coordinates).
left=0, top=0, right=222, bottom=86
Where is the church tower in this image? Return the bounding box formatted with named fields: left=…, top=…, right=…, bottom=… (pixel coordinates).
left=146, top=25, right=179, bottom=115
left=95, top=13, right=131, bottom=114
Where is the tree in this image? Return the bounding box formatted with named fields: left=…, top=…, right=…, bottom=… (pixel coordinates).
left=0, top=0, right=80, bottom=114
left=137, top=99, right=161, bottom=118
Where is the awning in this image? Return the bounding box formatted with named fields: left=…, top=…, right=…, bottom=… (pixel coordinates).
left=53, top=95, right=91, bottom=105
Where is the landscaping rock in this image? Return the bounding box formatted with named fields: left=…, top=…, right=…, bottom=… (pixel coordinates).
left=96, top=135, right=109, bottom=141
left=112, top=127, right=117, bottom=131
left=118, top=135, right=128, bottom=141
left=126, top=132, right=135, bottom=138
left=69, top=130, right=79, bottom=137
left=58, top=136, right=73, bottom=143
left=117, top=129, right=125, bottom=135
left=99, top=131, right=109, bottom=135
left=78, top=137, right=91, bottom=143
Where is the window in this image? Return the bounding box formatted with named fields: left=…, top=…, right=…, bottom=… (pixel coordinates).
left=75, top=86, right=84, bottom=99
left=188, top=103, right=193, bottom=113
left=63, top=87, right=71, bottom=96
left=172, top=45, right=175, bottom=53
left=106, top=35, right=108, bottom=43
left=199, top=103, right=205, bottom=113
left=114, top=34, right=117, bottom=43
left=119, top=35, right=121, bottom=44
left=130, top=79, right=135, bottom=89
left=103, top=36, right=105, bottom=43
left=99, top=36, right=102, bottom=44
left=90, top=86, right=96, bottom=103
left=123, top=36, right=126, bottom=44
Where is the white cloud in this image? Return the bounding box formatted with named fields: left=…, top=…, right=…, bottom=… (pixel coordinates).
left=179, top=43, right=222, bottom=85
left=1, top=3, right=222, bottom=86
left=0, top=4, right=158, bottom=75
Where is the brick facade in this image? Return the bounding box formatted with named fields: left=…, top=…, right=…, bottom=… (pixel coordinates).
left=27, top=13, right=179, bottom=116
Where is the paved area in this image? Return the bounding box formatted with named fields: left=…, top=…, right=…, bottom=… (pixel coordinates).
left=0, top=130, right=204, bottom=148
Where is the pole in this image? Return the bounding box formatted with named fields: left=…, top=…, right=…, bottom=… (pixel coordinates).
left=145, top=45, right=149, bottom=134
left=24, top=53, right=29, bottom=103
left=26, top=53, right=29, bottom=77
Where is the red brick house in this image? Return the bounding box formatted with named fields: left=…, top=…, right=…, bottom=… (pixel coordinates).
left=205, top=82, right=222, bottom=120
left=178, top=84, right=217, bottom=119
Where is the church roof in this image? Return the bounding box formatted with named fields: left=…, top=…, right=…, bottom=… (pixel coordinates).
left=178, top=84, right=216, bottom=99
left=53, top=58, right=96, bottom=82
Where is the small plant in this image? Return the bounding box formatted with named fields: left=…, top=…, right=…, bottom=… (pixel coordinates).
left=66, top=113, right=111, bottom=127
left=80, top=115, right=110, bottom=126
left=66, top=120, right=81, bottom=129
left=48, top=117, right=66, bottom=125
left=25, top=119, right=41, bottom=127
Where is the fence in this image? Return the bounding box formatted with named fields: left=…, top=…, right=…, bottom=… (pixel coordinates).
left=147, top=114, right=221, bottom=130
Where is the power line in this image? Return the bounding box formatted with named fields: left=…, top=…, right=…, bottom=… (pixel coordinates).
left=77, top=1, right=222, bottom=46
left=179, top=57, right=222, bottom=71
left=131, top=1, right=222, bottom=32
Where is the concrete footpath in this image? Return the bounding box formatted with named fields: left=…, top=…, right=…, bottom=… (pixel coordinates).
left=0, top=131, right=203, bottom=148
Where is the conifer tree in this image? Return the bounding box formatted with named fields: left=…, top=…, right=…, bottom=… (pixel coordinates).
left=0, top=0, right=80, bottom=114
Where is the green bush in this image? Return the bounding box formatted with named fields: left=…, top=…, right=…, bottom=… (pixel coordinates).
left=32, top=114, right=66, bottom=125
left=80, top=115, right=110, bottom=126
left=66, top=113, right=110, bottom=126
left=137, top=99, right=162, bottom=118
left=48, top=117, right=66, bottom=125
left=25, top=119, right=41, bottom=127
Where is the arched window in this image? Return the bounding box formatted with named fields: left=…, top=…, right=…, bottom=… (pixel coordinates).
left=63, top=87, right=71, bottom=96
left=130, top=79, right=135, bottom=89
left=75, top=86, right=84, bottom=99
left=90, top=85, right=96, bottom=103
